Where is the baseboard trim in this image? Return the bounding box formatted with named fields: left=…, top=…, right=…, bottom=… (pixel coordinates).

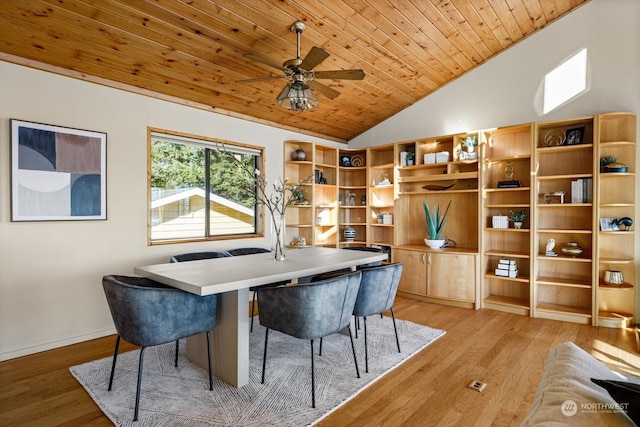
left=0, top=327, right=116, bottom=362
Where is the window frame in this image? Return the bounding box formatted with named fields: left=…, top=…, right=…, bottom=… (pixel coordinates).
left=147, top=127, right=265, bottom=245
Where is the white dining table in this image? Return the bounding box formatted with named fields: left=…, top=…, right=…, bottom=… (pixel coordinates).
left=133, top=247, right=387, bottom=387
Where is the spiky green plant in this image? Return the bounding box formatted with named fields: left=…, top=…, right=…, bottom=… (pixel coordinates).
left=600, top=154, right=617, bottom=169
left=423, top=200, right=452, bottom=240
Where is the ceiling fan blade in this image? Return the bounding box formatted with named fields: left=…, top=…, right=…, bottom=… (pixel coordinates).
left=236, top=75, right=287, bottom=83
left=300, top=47, right=330, bottom=70
left=243, top=53, right=287, bottom=72
left=308, top=80, right=340, bottom=100
left=314, top=69, right=365, bottom=80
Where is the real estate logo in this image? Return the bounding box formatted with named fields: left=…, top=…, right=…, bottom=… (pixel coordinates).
left=561, top=400, right=578, bottom=416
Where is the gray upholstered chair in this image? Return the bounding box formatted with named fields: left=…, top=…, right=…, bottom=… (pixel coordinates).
left=343, top=245, right=385, bottom=267
left=224, top=247, right=290, bottom=331
left=258, top=271, right=363, bottom=408
left=102, top=275, right=217, bottom=421
left=169, top=251, right=230, bottom=263
left=307, top=246, right=384, bottom=282
left=353, top=262, right=404, bottom=373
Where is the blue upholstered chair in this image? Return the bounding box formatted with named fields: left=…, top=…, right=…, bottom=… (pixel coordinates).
left=224, top=247, right=290, bottom=332
left=352, top=262, right=404, bottom=372
left=102, top=275, right=218, bottom=421
left=343, top=245, right=385, bottom=268
left=257, top=271, right=363, bottom=408
left=307, top=246, right=384, bottom=282
left=169, top=251, right=230, bottom=263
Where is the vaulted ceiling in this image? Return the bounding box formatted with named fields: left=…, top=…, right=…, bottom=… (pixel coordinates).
left=0, top=0, right=588, bottom=142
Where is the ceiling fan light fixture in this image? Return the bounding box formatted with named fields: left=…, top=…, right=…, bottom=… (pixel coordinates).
left=276, top=80, right=319, bottom=112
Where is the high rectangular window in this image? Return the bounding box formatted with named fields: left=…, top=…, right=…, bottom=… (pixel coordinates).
left=543, top=48, right=588, bottom=114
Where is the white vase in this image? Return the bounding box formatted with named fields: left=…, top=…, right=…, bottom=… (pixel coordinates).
left=514, top=221, right=523, bottom=229
left=424, top=238, right=445, bottom=249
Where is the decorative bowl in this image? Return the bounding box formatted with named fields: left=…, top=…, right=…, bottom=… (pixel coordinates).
left=604, top=165, right=628, bottom=173
left=561, top=242, right=583, bottom=257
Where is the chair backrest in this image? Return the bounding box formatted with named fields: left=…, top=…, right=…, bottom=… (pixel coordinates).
left=343, top=246, right=384, bottom=267
left=170, top=251, right=230, bottom=263
left=102, top=275, right=217, bottom=347
left=353, top=262, right=404, bottom=317
left=257, top=271, right=362, bottom=340
left=225, top=247, right=269, bottom=257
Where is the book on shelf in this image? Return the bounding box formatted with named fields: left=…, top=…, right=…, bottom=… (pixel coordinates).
left=495, top=268, right=518, bottom=278
left=571, top=178, right=592, bottom=203
left=497, top=180, right=521, bottom=188
left=496, top=259, right=518, bottom=278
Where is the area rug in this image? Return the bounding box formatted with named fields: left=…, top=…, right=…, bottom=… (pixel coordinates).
left=71, top=316, right=445, bottom=426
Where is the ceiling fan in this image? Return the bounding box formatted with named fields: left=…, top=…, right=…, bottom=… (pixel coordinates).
left=237, top=21, right=365, bottom=111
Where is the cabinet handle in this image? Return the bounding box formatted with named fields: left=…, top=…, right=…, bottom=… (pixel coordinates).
left=421, top=253, right=427, bottom=265
left=427, top=253, right=431, bottom=266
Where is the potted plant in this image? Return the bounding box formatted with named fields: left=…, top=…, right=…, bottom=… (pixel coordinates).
left=406, top=151, right=415, bottom=166
left=423, top=200, right=451, bottom=248
left=461, top=135, right=478, bottom=153
left=600, top=154, right=617, bottom=172
left=509, top=209, right=526, bottom=229
left=600, top=154, right=628, bottom=173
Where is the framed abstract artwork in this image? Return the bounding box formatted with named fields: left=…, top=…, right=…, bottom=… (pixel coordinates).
left=11, top=120, right=107, bottom=221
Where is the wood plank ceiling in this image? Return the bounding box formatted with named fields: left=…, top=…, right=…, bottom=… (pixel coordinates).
left=0, top=0, right=589, bottom=142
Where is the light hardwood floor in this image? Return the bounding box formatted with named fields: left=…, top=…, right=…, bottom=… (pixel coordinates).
left=1, top=297, right=638, bottom=426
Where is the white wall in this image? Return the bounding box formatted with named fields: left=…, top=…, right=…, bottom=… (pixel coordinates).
left=0, top=63, right=337, bottom=360
left=1, top=0, right=638, bottom=360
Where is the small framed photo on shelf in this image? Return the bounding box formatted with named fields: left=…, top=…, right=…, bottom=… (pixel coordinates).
left=565, top=127, right=585, bottom=145
left=340, top=155, right=351, bottom=167
left=600, top=217, right=620, bottom=232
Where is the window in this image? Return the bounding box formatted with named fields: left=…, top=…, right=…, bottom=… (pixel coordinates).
left=148, top=129, right=263, bottom=244
left=543, top=48, right=588, bottom=114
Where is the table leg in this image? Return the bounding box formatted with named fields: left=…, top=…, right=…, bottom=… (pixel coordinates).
left=186, top=288, right=250, bottom=387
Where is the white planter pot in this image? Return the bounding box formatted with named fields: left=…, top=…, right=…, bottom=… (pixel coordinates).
left=424, top=239, right=446, bottom=249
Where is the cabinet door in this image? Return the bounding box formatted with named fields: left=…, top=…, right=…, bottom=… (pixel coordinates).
left=393, top=249, right=427, bottom=295
left=427, top=253, right=476, bottom=302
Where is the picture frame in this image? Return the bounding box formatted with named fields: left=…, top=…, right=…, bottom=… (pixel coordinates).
left=599, top=217, right=620, bottom=232
left=11, top=119, right=107, bottom=221
left=565, top=127, right=584, bottom=145
left=340, top=155, right=352, bottom=167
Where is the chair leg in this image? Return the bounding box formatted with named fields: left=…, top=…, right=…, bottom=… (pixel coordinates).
left=319, top=337, right=323, bottom=356
left=175, top=340, right=179, bottom=367
left=134, top=346, right=146, bottom=422
left=354, top=315, right=359, bottom=338
left=206, top=331, right=213, bottom=391
left=261, top=328, right=269, bottom=384
left=363, top=316, right=369, bottom=373
left=310, top=339, right=316, bottom=408
left=108, top=335, right=121, bottom=391
left=347, top=325, right=360, bottom=379
left=390, top=307, right=401, bottom=353
left=250, top=291, right=257, bottom=332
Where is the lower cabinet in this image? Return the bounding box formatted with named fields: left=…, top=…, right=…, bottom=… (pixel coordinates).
left=393, top=248, right=478, bottom=308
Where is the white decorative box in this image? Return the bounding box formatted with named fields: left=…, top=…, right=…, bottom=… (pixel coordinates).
left=435, top=151, right=450, bottom=163
left=492, top=216, right=508, bottom=229
left=383, top=214, right=393, bottom=225
left=424, top=153, right=436, bottom=164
